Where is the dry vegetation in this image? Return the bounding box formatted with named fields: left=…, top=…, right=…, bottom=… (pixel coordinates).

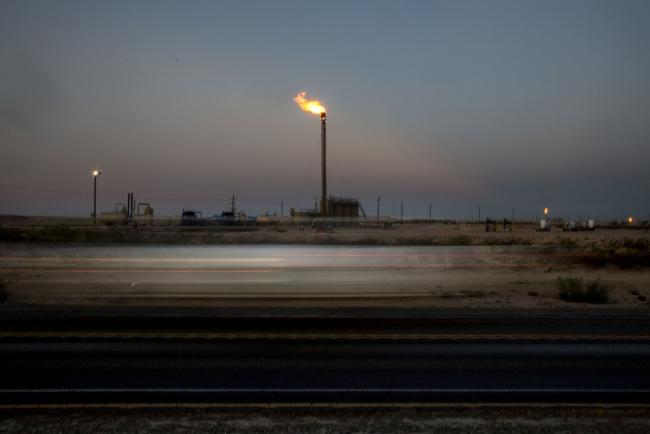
left=557, top=277, right=611, bottom=304
left=0, top=280, right=9, bottom=304
left=0, top=219, right=648, bottom=244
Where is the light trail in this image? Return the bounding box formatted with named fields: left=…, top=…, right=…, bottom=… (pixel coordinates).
left=0, top=268, right=280, bottom=273
left=0, top=253, right=569, bottom=261
left=0, top=257, right=283, bottom=263
left=1, top=264, right=556, bottom=273
left=267, top=252, right=569, bottom=258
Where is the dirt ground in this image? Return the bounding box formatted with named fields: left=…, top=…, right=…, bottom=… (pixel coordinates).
left=2, top=406, right=649, bottom=434
left=1, top=218, right=648, bottom=310
left=218, top=223, right=648, bottom=246
left=2, top=245, right=649, bottom=310
left=2, top=215, right=649, bottom=246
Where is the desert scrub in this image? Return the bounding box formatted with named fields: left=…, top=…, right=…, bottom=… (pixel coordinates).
left=446, top=235, right=473, bottom=246
left=556, top=237, right=579, bottom=249
left=577, top=238, right=650, bottom=268
left=557, top=276, right=611, bottom=304
left=0, top=226, right=21, bottom=241
left=0, top=280, right=8, bottom=303
left=482, top=237, right=533, bottom=246
left=557, top=276, right=583, bottom=294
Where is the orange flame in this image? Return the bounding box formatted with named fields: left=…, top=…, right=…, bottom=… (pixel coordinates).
left=293, top=91, right=326, bottom=116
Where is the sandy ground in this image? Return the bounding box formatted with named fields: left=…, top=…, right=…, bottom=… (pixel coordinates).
left=216, top=224, right=649, bottom=247
left=1, top=244, right=648, bottom=309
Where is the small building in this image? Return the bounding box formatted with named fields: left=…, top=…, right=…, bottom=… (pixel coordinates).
left=181, top=209, right=204, bottom=226
left=326, top=196, right=361, bottom=218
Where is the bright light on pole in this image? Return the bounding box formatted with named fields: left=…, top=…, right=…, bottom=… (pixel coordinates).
left=92, top=169, right=101, bottom=227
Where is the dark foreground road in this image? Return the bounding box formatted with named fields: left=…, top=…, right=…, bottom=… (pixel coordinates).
left=1, top=309, right=649, bottom=406
left=2, top=339, right=650, bottom=405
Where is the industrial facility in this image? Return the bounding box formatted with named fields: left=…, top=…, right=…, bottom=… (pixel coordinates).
left=100, top=192, right=154, bottom=226
left=180, top=196, right=255, bottom=227
left=95, top=92, right=381, bottom=228
left=291, top=92, right=367, bottom=226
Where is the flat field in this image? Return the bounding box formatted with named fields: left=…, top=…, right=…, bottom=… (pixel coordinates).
left=1, top=242, right=648, bottom=310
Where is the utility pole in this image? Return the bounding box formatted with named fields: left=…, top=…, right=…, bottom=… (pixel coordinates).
left=93, top=176, right=97, bottom=227
left=231, top=195, right=236, bottom=214
left=132, top=193, right=135, bottom=222
left=92, top=169, right=101, bottom=227
left=400, top=201, right=404, bottom=223
left=128, top=192, right=135, bottom=224
left=376, top=197, right=381, bottom=221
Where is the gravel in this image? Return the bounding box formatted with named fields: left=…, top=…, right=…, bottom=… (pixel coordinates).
left=1, top=406, right=649, bottom=434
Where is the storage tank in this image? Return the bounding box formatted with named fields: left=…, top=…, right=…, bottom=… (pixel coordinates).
left=539, top=219, right=551, bottom=231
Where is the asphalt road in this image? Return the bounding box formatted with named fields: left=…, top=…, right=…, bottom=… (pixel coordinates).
left=2, top=339, right=649, bottom=404
left=1, top=244, right=561, bottom=301
left=1, top=311, right=649, bottom=405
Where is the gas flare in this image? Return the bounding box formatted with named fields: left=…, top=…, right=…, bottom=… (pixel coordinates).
left=293, top=91, right=326, bottom=116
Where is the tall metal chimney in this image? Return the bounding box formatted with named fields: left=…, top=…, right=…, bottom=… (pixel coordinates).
left=320, top=112, right=327, bottom=217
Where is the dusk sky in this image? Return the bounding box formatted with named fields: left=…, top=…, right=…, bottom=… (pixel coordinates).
left=1, top=0, right=649, bottom=220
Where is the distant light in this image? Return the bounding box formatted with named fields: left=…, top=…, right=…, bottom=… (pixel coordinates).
left=92, top=169, right=101, bottom=177
left=543, top=207, right=549, bottom=216
left=628, top=216, right=634, bottom=224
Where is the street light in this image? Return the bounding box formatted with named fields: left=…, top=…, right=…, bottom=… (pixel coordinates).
left=92, top=169, right=101, bottom=227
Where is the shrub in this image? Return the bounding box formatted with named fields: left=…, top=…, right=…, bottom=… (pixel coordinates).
left=557, top=276, right=611, bottom=304
left=0, top=281, right=8, bottom=303
left=25, top=226, right=79, bottom=243
left=557, top=237, right=579, bottom=249
left=583, top=280, right=612, bottom=304
left=0, top=226, right=24, bottom=241
left=447, top=235, right=473, bottom=246
left=557, top=276, right=584, bottom=298
left=577, top=238, right=650, bottom=269
left=461, top=290, right=486, bottom=298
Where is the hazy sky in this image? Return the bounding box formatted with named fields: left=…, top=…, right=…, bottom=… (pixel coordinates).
left=1, top=0, right=649, bottom=220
